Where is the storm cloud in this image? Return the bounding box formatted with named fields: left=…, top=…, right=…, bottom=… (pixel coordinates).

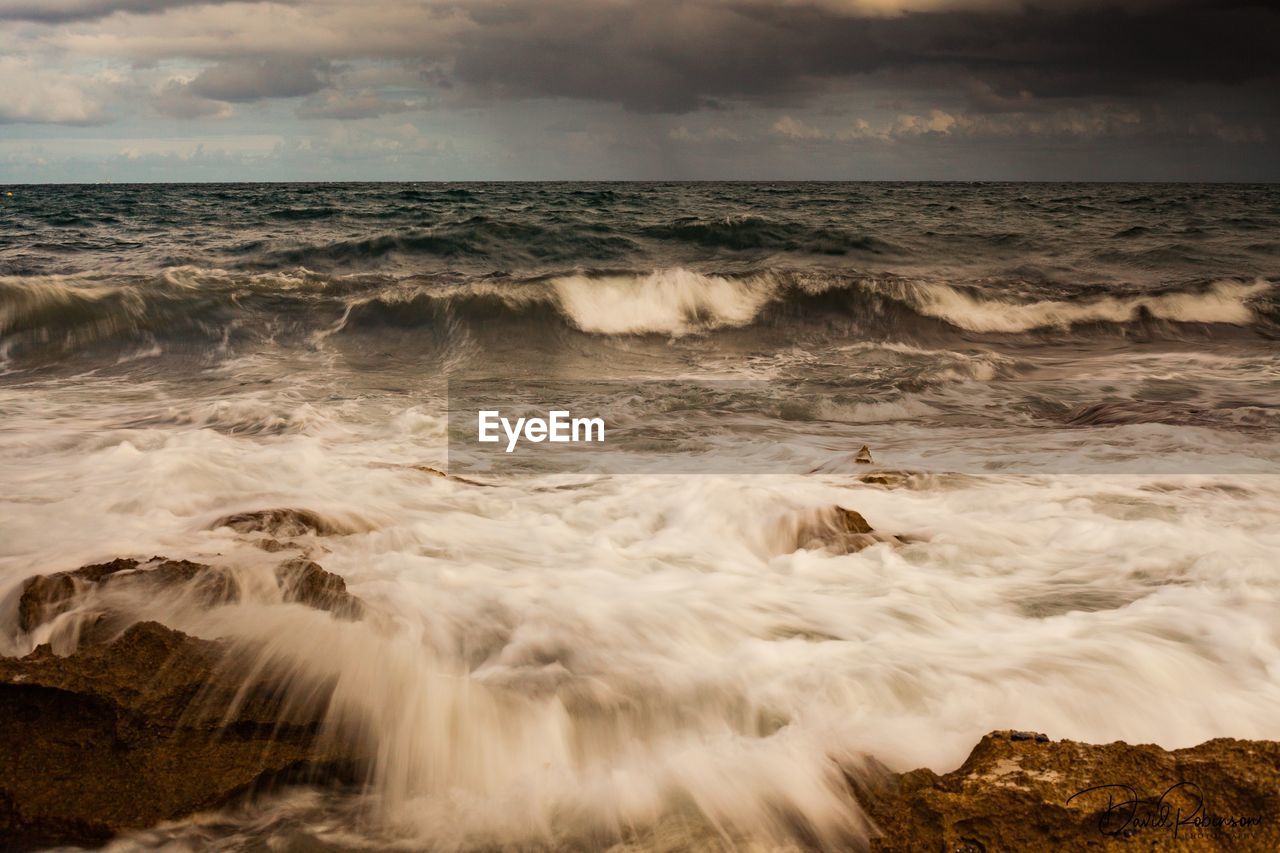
left=188, top=58, right=329, bottom=102
left=0, top=0, right=242, bottom=24
left=1, top=0, right=1276, bottom=180
left=447, top=0, right=1280, bottom=112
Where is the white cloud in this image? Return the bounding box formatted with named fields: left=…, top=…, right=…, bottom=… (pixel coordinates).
left=771, top=115, right=827, bottom=140
left=772, top=106, right=1150, bottom=145
left=294, top=121, right=451, bottom=162
left=48, top=1, right=473, bottom=61
left=0, top=57, right=110, bottom=124
left=668, top=125, right=742, bottom=143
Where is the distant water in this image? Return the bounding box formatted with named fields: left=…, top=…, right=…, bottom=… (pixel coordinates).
left=1, top=183, right=1279, bottom=849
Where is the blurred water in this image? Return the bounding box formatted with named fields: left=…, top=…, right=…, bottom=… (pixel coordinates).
left=1, top=182, right=1278, bottom=850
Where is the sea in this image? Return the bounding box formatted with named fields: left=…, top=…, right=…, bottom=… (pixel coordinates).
left=1, top=182, right=1278, bottom=849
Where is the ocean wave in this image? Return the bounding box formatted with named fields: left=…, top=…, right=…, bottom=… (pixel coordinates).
left=0, top=268, right=364, bottom=359
left=543, top=272, right=1273, bottom=337
left=877, top=279, right=1271, bottom=333
left=643, top=215, right=900, bottom=255
left=552, top=269, right=777, bottom=335
left=245, top=217, right=640, bottom=269
left=1, top=268, right=1274, bottom=365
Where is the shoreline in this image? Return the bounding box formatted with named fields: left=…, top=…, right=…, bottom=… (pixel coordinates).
left=2, top=555, right=1276, bottom=850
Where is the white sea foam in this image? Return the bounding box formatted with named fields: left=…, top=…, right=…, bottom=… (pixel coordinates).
left=894, top=278, right=1271, bottom=332
left=552, top=269, right=776, bottom=335
left=3, top=356, right=1279, bottom=848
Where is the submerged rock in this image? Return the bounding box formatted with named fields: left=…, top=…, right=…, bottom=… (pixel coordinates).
left=17, top=557, right=239, bottom=636
left=857, top=730, right=1280, bottom=851
left=409, top=465, right=492, bottom=487
left=858, top=468, right=977, bottom=492
left=211, top=507, right=360, bottom=537
left=0, top=621, right=363, bottom=849
left=16, top=556, right=365, bottom=640
left=275, top=558, right=364, bottom=620
left=858, top=469, right=917, bottom=489
left=784, top=505, right=900, bottom=554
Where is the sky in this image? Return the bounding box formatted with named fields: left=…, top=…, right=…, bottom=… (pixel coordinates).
left=0, top=0, right=1277, bottom=182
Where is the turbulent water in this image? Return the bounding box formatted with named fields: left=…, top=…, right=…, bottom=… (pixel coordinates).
left=1, top=182, right=1279, bottom=850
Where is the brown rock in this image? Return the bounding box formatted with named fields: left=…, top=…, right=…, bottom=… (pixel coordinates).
left=0, top=621, right=364, bottom=849
left=257, top=537, right=302, bottom=553
left=212, top=507, right=337, bottom=535
left=859, top=730, right=1280, bottom=852
left=408, top=465, right=491, bottom=487
left=835, top=507, right=874, bottom=534
left=858, top=469, right=979, bottom=491
left=859, top=470, right=916, bottom=489
left=17, top=557, right=365, bottom=640
left=785, top=506, right=899, bottom=554
left=17, top=558, right=239, bottom=635
left=211, top=507, right=355, bottom=537
left=274, top=558, right=364, bottom=620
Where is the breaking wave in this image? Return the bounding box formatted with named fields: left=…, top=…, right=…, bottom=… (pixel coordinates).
left=1, top=267, right=1274, bottom=364
left=889, top=279, right=1273, bottom=333
left=552, top=269, right=777, bottom=335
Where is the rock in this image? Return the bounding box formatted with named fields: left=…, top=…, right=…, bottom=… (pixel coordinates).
left=256, top=537, right=302, bottom=553
left=858, top=469, right=982, bottom=494
left=274, top=559, right=364, bottom=620
left=1010, top=730, right=1050, bottom=743
left=368, top=462, right=491, bottom=487
left=854, top=445, right=874, bottom=465
left=17, top=558, right=239, bottom=635
left=859, top=470, right=916, bottom=489
left=836, top=507, right=874, bottom=534
left=0, top=621, right=364, bottom=849
left=783, top=506, right=900, bottom=555
left=211, top=507, right=356, bottom=537
left=858, top=730, right=1280, bottom=852
left=16, top=557, right=364, bottom=639
left=408, top=465, right=491, bottom=487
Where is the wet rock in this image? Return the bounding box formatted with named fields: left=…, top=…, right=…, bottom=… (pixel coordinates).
left=0, top=621, right=363, bottom=849
left=859, top=469, right=916, bottom=489
left=17, top=558, right=239, bottom=635
left=256, top=537, right=302, bottom=553
left=16, top=557, right=365, bottom=639
left=1009, top=730, right=1051, bottom=743
left=211, top=507, right=356, bottom=537
left=408, top=465, right=491, bottom=487
left=858, top=469, right=978, bottom=492
left=784, top=506, right=900, bottom=554
left=859, top=730, right=1280, bottom=852
left=369, top=462, right=491, bottom=487
left=275, top=559, right=364, bottom=620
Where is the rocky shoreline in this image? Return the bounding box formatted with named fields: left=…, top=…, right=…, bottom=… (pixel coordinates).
left=1, top=553, right=370, bottom=848
left=858, top=732, right=1279, bottom=851
left=2, top=552, right=1277, bottom=850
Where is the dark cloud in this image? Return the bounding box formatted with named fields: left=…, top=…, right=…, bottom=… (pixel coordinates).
left=151, top=79, right=232, bottom=119
left=3, top=0, right=1275, bottom=178
left=189, top=58, right=328, bottom=102
left=448, top=0, right=1280, bottom=113
left=0, top=0, right=237, bottom=23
